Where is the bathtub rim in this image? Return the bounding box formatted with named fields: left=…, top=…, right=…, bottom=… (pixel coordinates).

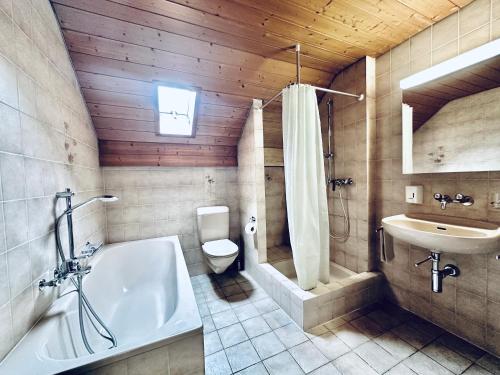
left=0, top=236, right=202, bottom=375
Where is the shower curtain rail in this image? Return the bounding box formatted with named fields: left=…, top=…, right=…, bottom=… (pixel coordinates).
left=260, top=44, right=364, bottom=110
left=260, top=86, right=364, bottom=110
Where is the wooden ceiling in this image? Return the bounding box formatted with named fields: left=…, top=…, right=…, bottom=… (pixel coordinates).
left=403, top=55, right=500, bottom=131
left=50, top=0, right=473, bottom=167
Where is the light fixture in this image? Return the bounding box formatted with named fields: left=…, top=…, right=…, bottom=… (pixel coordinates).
left=156, top=83, right=199, bottom=137
left=400, top=38, right=500, bottom=90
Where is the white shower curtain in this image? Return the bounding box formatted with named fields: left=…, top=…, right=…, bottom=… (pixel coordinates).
left=282, top=84, right=329, bottom=290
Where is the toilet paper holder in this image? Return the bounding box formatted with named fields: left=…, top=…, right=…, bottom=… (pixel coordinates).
left=245, top=217, right=257, bottom=235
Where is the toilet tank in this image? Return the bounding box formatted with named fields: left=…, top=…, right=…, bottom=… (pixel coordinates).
left=197, top=206, right=230, bottom=243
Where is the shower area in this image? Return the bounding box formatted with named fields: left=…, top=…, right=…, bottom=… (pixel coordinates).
left=245, top=54, right=382, bottom=329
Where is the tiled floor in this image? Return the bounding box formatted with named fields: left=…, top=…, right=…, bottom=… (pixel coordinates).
left=267, top=246, right=293, bottom=264
left=190, top=271, right=500, bottom=375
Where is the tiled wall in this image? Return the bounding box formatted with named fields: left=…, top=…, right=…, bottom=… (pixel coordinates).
left=102, top=166, right=240, bottom=276
left=238, top=99, right=267, bottom=264
left=264, top=167, right=289, bottom=248
left=374, top=0, right=500, bottom=356
left=0, top=0, right=105, bottom=361
left=318, top=58, right=377, bottom=273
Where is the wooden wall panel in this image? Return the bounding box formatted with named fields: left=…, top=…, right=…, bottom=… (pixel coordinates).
left=50, top=0, right=471, bottom=167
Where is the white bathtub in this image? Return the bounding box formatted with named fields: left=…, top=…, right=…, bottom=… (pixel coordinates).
left=0, top=236, right=204, bottom=374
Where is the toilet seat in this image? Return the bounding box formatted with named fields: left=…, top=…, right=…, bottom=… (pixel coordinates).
left=202, top=239, right=238, bottom=258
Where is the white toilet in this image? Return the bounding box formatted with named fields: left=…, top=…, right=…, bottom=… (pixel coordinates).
left=197, top=206, right=239, bottom=274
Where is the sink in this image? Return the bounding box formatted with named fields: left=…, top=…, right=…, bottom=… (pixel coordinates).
left=382, top=214, right=500, bottom=254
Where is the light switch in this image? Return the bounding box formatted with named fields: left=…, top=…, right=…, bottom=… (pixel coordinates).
left=406, top=186, right=423, bottom=204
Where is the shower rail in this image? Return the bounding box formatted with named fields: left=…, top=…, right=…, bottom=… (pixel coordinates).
left=260, top=45, right=364, bottom=110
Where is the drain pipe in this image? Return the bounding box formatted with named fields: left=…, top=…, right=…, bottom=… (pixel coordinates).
left=415, top=252, right=460, bottom=293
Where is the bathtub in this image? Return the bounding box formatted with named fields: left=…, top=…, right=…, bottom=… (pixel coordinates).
left=0, top=236, right=204, bottom=374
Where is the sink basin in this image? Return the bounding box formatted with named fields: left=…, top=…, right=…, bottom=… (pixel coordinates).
left=382, top=214, right=500, bottom=254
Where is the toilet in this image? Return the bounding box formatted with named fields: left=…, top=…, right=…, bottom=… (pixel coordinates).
left=197, top=206, right=239, bottom=274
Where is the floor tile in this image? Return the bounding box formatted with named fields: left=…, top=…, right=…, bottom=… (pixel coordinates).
left=350, top=315, right=385, bottom=338
left=476, top=354, right=500, bottom=375
left=205, top=350, right=232, bottom=375
left=309, top=363, right=342, bottom=375
left=208, top=299, right=231, bottom=314
left=324, top=317, right=347, bottom=331
left=215, top=274, right=237, bottom=287
left=288, top=341, right=329, bottom=373
left=263, top=309, right=293, bottom=330
left=233, top=303, right=260, bottom=321
left=218, top=323, right=249, bottom=348
left=205, top=288, right=225, bottom=302
left=374, top=331, right=417, bottom=360
left=331, top=322, right=370, bottom=349
left=212, top=309, right=239, bottom=330
left=198, top=302, right=210, bottom=317
left=421, top=341, right=472, bottom=374
left=437, top=333, right=486, bottom=362
left=384, top=362, right=418, bottom=375
left=305, top=324, right=329, bottom=339
left=366, top=308, right=404, bottom=330
left=241, top=316, right=271, bottom=338
left=403, top=352, right=454, bottom=375
left=251, top=331, right=286, bottom=360
left=274, top=323, right=308, bottom=349
left=333, top=352, right=378, bottom=375
left=407, top=317, right=443, bottom=339
left=254, top=297, right=280, bottom=314
left=247, top=288, right=269, bottom=302
left=462, top=364, right=495, bottom=375
left=235, top=362, right=269, bottom=375
left=204, top=331, right=223, bottom=356
left=391, top=323, right=436, bottom=349
left=203, top=315, right=216, bottom=334
left=311, top=331, right=350, bottom=360
left=263, top=351, right=304, bottom=375
left=239, top=280, right=257, bottom=292
left=222, top=283, right=244, bottom=297
left=354, top=340, right=400, bottom=374
left=226, top=292, right=252, bottom=308
left=225, top=340, right=261, bottom=373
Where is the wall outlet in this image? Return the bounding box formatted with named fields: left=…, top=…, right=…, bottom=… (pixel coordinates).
left=406, top=186, right=423, bottom=204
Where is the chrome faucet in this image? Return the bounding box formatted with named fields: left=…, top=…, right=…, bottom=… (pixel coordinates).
left=39, top=188, right=119, bottom=354
left=433, top=193, right=474, bottom=210
left=39, top=189, right=118, bottom=288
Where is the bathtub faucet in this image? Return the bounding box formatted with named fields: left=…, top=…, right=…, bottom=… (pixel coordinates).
left=39, top=189, right=118, bottom=290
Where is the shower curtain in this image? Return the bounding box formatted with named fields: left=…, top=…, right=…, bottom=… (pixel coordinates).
left=282, top=84, right=329, bottom=290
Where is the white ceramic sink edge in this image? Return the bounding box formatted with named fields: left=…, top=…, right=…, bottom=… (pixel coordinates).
left=382, top=214, right=500, bottom=254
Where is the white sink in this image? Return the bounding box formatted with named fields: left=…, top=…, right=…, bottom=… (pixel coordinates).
left=382, top=214, right=500, bottom=254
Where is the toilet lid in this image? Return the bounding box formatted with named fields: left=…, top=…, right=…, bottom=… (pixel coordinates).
left=202, top=239, right=238, bottom=257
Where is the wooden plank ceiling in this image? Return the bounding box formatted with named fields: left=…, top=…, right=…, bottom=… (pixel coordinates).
left=50, top=0, right=472, bottom=167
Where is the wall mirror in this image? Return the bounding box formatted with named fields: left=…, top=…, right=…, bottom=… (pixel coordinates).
left=401, top=39, right=500, bottom=174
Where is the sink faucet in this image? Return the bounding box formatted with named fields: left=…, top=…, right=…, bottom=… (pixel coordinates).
left=433, top=193, right=474, bottom=210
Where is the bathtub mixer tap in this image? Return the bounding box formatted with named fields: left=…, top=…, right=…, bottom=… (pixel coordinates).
left=39, top=188, right=119, bottom=354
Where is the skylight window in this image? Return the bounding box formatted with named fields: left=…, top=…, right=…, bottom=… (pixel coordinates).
left=156, top=84, right=199, bottom=137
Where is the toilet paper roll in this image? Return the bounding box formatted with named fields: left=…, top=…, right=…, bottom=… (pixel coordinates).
left=245, top=221, right=257, bottom=235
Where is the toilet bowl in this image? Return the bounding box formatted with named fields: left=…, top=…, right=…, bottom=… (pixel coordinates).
left=197, top=206, right=239, bottom=274
left=202, top=239, right=239, bottom=274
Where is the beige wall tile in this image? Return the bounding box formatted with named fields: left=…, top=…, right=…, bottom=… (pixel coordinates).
left=374, top=0, right=498, bottom=356
left=432, top=12, right=459, bottom=49
left=459, top=0, right=491, bottom=35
